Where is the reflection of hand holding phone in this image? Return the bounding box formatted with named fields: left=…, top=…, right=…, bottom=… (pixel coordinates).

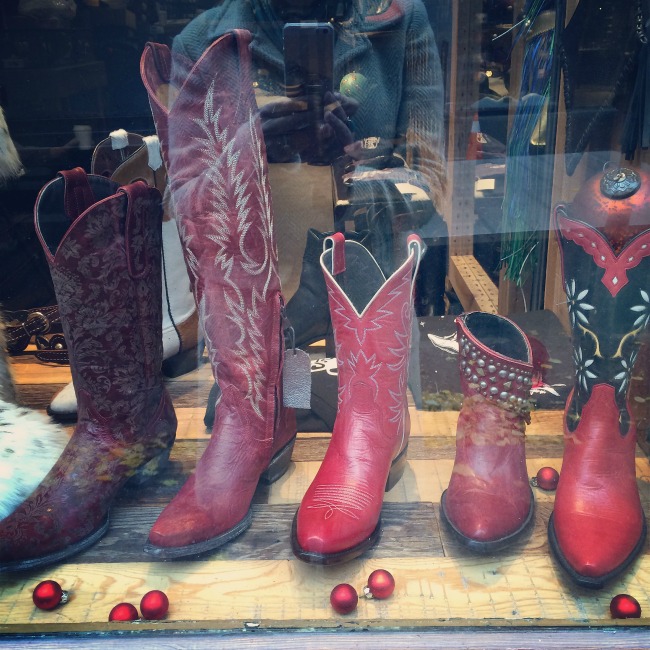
left=283, top=22, right=334, bottom=128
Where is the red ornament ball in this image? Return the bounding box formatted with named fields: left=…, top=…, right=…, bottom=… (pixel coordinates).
left=32, top=580, right=68, bottom=610
left=330, top=583, right=358, bottom=614
left=610, top=594, right=642, bottom=619
left=534, top=466, right=559, bottom=491
left=108, top=602, right=139, bottom=622
left=140, top=590, right=169, bottom=620
left=365, top=569, right=395, bottom=600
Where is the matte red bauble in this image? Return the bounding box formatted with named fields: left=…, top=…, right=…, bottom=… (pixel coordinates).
left=140, top=590, right=169, bottom=620
left=534, top=466, right=559, bottom=491
left=108, top=602, right=139, bottom=622
left=32, top=580, right=68, bottom=610
left=610, top=594, right=641, bottom=619
left=365, top=569, right=395, bottom=599
left=330, top=583, right=358, bottom=614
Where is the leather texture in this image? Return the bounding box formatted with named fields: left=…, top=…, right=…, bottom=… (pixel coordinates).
left=48, top=132, right=201, bottom=419
left=440, top=312, right=535, bottom=550
left=141, top=30, right=296, bottom=555
left=0, top=168, right=177, bottom=571
left=292, top=233, right=421, bottom=562
left=550, top=206, right=650, bottom=587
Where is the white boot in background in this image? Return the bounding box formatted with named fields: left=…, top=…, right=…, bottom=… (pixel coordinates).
left=47, top=131, right=202, bottom=420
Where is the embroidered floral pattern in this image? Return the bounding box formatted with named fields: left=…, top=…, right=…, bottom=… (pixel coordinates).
left=573, top=345, right=597, bottom=393
left=565, top=280, right=594, bottom=327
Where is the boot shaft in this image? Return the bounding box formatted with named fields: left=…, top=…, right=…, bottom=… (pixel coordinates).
left=456, top=312, right=534, bottom=418
left=320, top=233, right=421, bottom=425
left=142, top=31, right=285, bottom=424
left=554, top=206, right=650, bottom=433
left=35, top=169, right=164, bottom=427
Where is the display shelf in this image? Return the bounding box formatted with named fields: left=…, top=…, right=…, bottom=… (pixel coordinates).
left=2, top=353, right=650, bottom=640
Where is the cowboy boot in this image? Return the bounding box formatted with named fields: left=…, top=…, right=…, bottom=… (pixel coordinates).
left=0, top=168, right=176, bottom=571
left=291, top=233, right=422, bottom=564
left=549, top=167, right=650, bottom=588
left=48, top=131, right=202, bottom=421
left=440, top=312, right=535, bottom=552
left=140, top=30, right=296, bottom=557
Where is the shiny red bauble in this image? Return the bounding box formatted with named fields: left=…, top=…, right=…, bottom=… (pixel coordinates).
left=32, top=580, right=68, bottom=610
left=140, top=590, right=169, bottom=620
left=330, top=583, right=358, bottom=614
left=610, top=594, right=642, bottom=619
left=365, top=569, right=395, bottom=600
left=108, top=602, right=139, bottom=622
left=534, top=466, right=560, bottom=491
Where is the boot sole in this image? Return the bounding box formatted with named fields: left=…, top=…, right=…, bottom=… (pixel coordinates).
left=547, top=513, right=647, bottom=589
left=142, top=437, right=296, bottom=559
left=439, top=488, right=535, bottom=554
left=0, top=448, right=171, bottom=573
left=290, top=446, right=408, bottom=565
left=0, top=517, right=110, bottom=573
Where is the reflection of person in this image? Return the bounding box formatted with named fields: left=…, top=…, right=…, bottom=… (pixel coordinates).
left=172, top=0, right=446, bottom=212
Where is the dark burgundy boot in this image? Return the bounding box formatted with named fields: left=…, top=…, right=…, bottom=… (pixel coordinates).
left=0, top=168, right=177, bottom=571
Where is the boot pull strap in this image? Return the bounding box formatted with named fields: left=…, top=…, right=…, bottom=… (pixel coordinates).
left=58, top=167, right=95, bottom=222
left=109, top=129, right=130, bottom=151
left=120, top=181, right=159, bottom=279
left=407, top=234, right=424, bottom=281
left=143, top=135, right=163, bottom=171
left=231, top=29, right=254, bottom=89
left=324, top=232, right=347, bottom=275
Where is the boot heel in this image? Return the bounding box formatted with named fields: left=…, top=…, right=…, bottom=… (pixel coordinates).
left=162, top=341, right=204, bottom=378
left=259, top=437, right=296, bottom=485
left=126, top=448, right=171, bottom=488
left=385, top=445, right=408, bottom=492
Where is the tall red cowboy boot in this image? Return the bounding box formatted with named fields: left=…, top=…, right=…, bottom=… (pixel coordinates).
left=440, top=312, right=535, bottom=552
left=291, top=233, right=422, bottom=564
left=140, top=30, right=296, bottom=557
left=47, top=131, right=202, bottom=421
left=0, top=168, right=177, bottom=571
left=549, top=167, right=650, bottom=588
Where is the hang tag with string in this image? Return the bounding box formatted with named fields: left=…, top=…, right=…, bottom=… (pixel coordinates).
left=282, top=321, right=311, bottom=409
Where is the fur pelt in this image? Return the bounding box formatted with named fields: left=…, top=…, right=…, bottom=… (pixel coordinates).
left=0, top=106, right=24, bottom=184
left=0, top=316, right=68, bottom=521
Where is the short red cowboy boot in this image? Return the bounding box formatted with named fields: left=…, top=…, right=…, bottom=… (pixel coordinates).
left=440, top=312, right=535, bottom=551
left=48, top=131, right=202, bottom=421
left=292, top=233, right=422, bottom=564
left=550, top=167, right=650, bottom=588
left=0, top=168, right=176, bottom=571
left=141, top=30, right=296, bottom=557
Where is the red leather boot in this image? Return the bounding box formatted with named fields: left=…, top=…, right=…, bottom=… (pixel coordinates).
left=440, top=312, right=535, bottom=551
left=140, top=30, right=296, bottom=557
left=549, top=167, right=650, bottom=588
left=291, top=233, right=422, bottom=564
left=0, top=168, right=177, bottom=571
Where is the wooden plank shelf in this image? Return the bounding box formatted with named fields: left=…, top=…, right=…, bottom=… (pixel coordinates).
left=1, top=353, right=650, bottom=639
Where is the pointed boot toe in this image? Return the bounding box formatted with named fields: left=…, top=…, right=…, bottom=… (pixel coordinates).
left=292, top=500, right=382, bottom=565
left=441, top=484, right=534, bottom=550
left=549, top=502, right=647, bottom=588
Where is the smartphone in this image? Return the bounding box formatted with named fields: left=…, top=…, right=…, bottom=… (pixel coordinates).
left=283, top=22, right=334, bottom=114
